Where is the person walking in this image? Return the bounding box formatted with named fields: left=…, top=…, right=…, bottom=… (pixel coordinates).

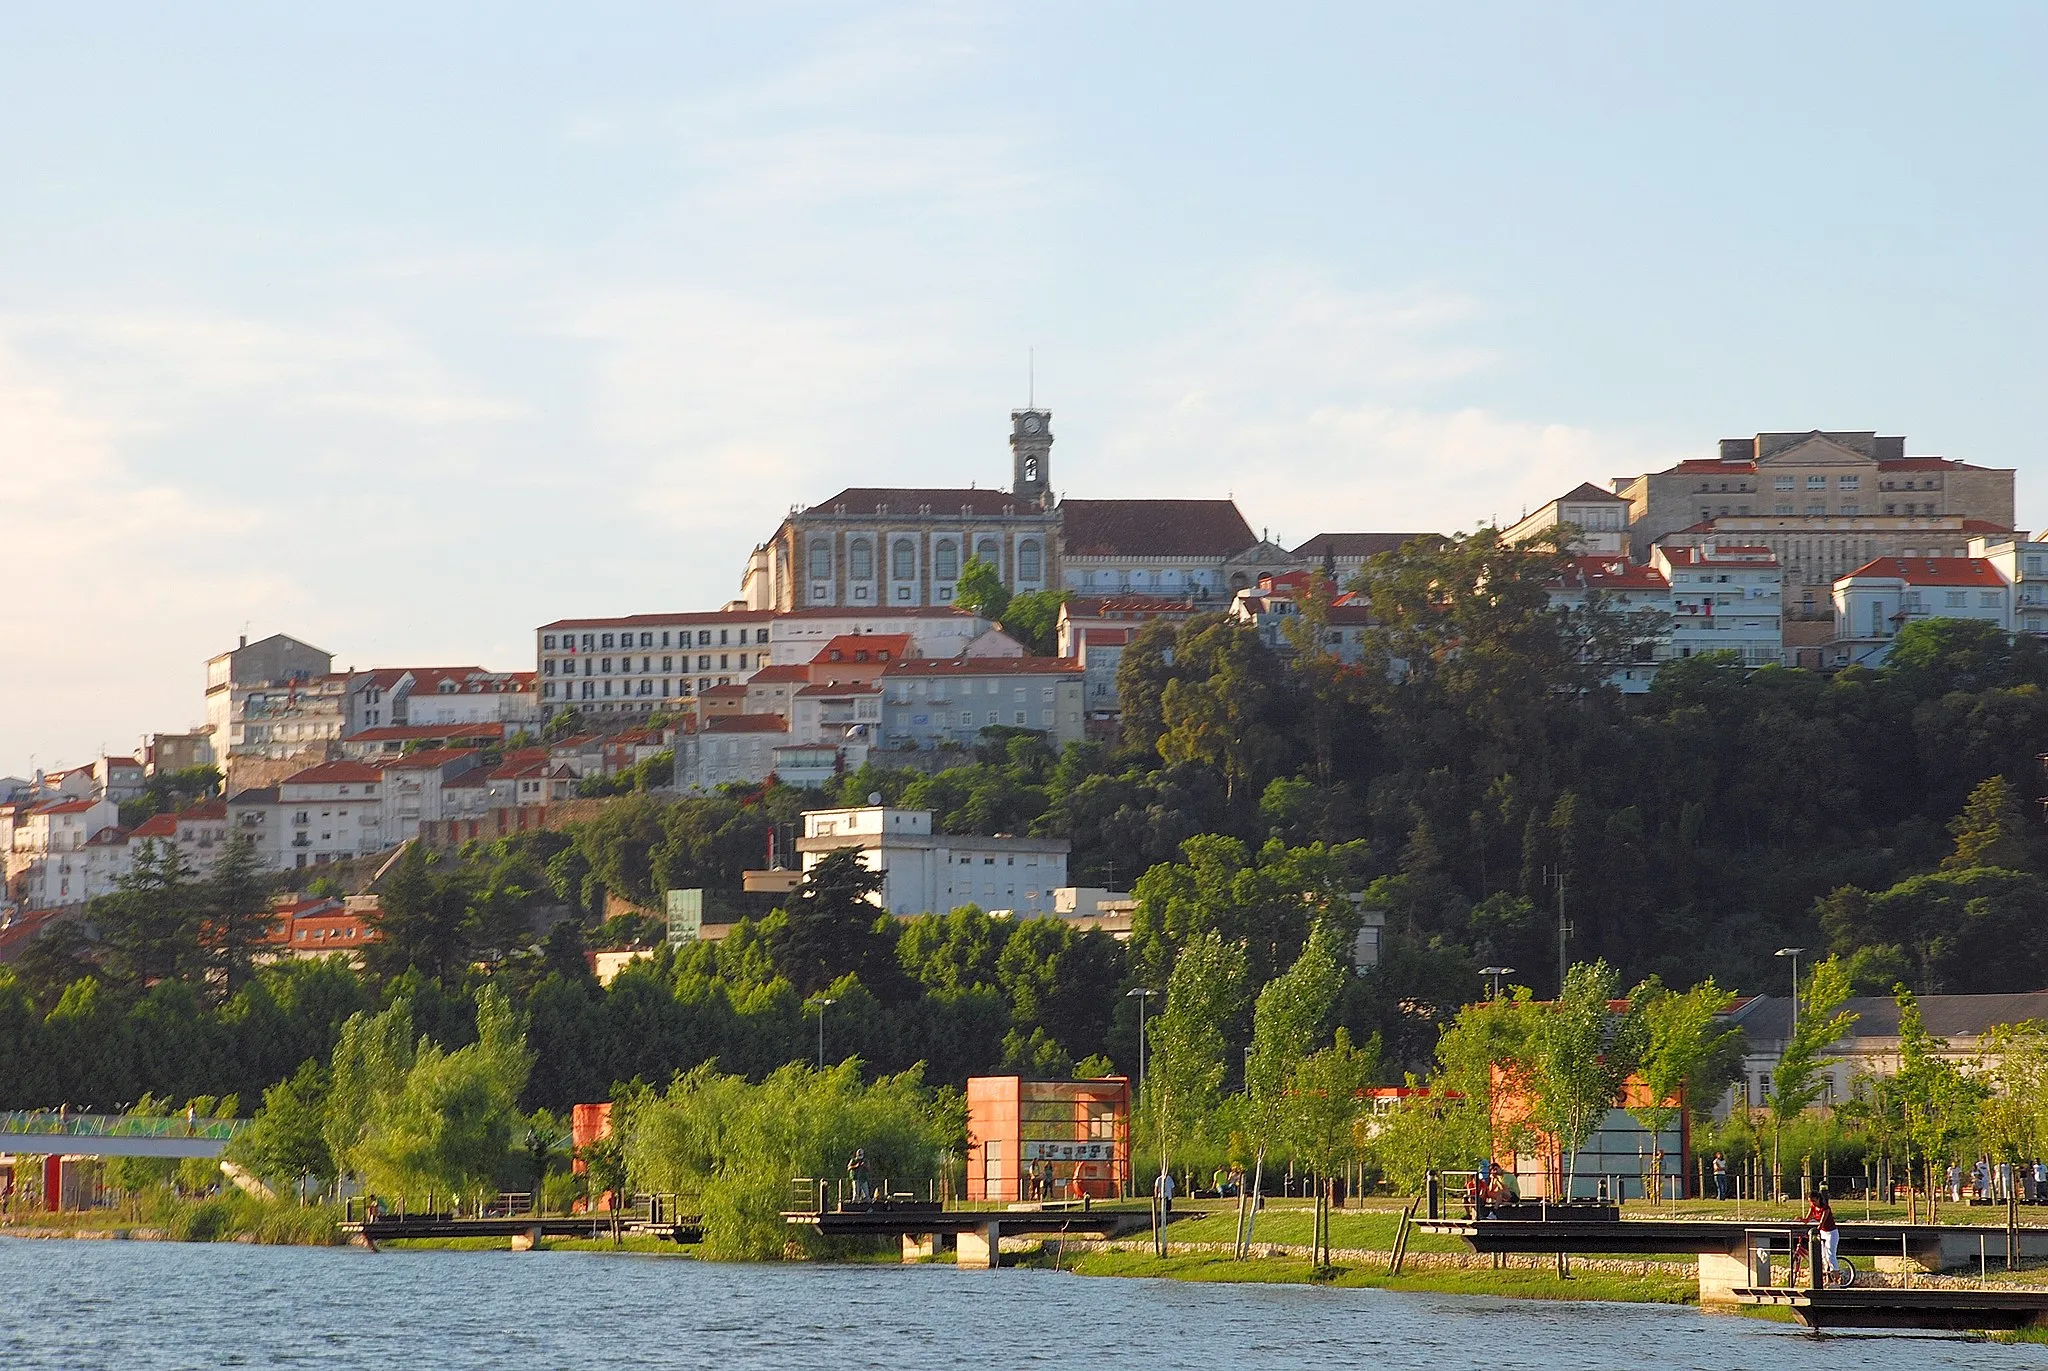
left=1712, top=1152, right=1728, bottom=1202
left=1948, top=1162, right=1963, bottom=1203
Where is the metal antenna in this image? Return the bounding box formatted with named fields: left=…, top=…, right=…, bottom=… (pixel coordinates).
left=1028, top=347, right=1035, bottom=407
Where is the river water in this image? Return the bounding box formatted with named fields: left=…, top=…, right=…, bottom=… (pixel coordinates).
left=1, top=1237, right=2040, bottom=1369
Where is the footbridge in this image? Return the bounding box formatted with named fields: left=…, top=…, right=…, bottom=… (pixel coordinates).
left=784, top=1197, right=1157, bottom=1269
left=0, top=1111, right=244, bottom=1160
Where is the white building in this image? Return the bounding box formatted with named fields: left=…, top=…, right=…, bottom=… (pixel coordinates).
left=1830, top=556, right=2011, bottom=667
left=204, top=633, right=340, bottom=774
left=347, top=667, right=540, bottom=734
left=766, top=607, right=994, bottom=667
left=796, top=806, right=1071, bottom=917
left=1506, top=483, right=1633, bottom=556
left=1969, top=534, right=2048, bottom=639
left=378, top=749, right=488, bottom=842
left=675, top=715, right=791, bottom=793
left=1544, top=555, right=1673, bottom=693
left=1650, top=542, right=1783, bottom=666
left=232, top=761, right=390, bottom=870
left=878, top=656, right=1086, bottom=752
left=2, top=796, right=124, bottom=906
left=535, top=608, right=774, bottom=716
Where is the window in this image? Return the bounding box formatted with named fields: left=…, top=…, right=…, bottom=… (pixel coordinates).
left=1805, top=504, right=1825, bottom=516
left=663, top=656, right=673, bottom=671
left=581, top=634, right=595, bottom=650
left=1018, top=540, right=1042, bottom=581
left=1981, top=591, right=2002, bottom=608
left=601, top=657, right=613, bottom=673
left=1807, top=475, right=1827, bottom=489
left=934, top=538, right=958, bottom=580
left=1840, top=475, right=1860, bottom=490
left=1774, top=475, right=1795, bottom=491
left=892, top=538, right=916, bottom=580
left=809, top=538, right=831, bottom=579
left=850, top=538, right=874, bottom=580
left=543, top=635, right=556, bottom=649
left=641, top=632, right=653, bottom=648
left=1775, top=503, right=1794, bottom=515
left=544, top=660, right=555, bottom=676
left=602, top=633, right=614, bottom=649
left=1842, top=504, right=1859, bottom=517
left=1946, top=591, right=1967, bottom=608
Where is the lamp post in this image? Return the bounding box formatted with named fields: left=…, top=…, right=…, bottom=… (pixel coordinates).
left=1774, top=947, right=1804, bottom=1033
left=808, top=995, right=836, bottom=1070
left=1479, top=966, right=1515, bottom=1001
left=1127, top=988, right=1157, bottom=1101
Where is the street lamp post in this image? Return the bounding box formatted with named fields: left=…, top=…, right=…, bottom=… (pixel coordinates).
left=809, top=995, right=836, bottom=1070
left=1127, top=988, right=1157, bottom=1101
left=1774, top=948, right=1804, bottom=1033
left=1478, top=966, right=1515, bottom=1001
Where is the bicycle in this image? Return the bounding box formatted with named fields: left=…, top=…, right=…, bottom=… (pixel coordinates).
left=1789, top=1230, right=1858, bottom=1288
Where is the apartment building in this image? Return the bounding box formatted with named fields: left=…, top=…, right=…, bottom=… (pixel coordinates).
left=1505, top=483, right=1633, bottom=556
left=877, top=656, right=1085, bottom=751
left=1649, top=543, right=1783, bottom=667
left=347, top=667, right=540, bottom=733
left=766, top=607, right=994, bottom=665
left=232, top=760, right=389, bottom=869
left=535, top=609, right=773, bottom=715
left=1544, top=555, right=1674, bottom=693
left=204, top=633, right=340, bottom=775
left=1969, top=534, right=2048, bottom=639
left=796, top=805, right=1071, bottom=917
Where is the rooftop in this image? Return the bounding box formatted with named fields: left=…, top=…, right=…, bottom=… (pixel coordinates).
left=1840, top=556, right=2006, bottom=588
left=1061, top=498, right=1257, bottom=557
left=882, top=655, right=1079, bottom=677
left=802, top=487, right=1049, bottom=518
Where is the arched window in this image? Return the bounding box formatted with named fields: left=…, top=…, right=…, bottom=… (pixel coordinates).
left=1023, top=456, right=1039, bottom=484
left=892, top=538, right=916, bottom=581
left=976, top=537, right=1000, bottom=568
left=934, top=538, right=959, bottom=580
left=808, top=538, right=830, bottom=580
left=1018, top=540, right=1041, bottom=582
left=849, top=538, right=874, bottom=581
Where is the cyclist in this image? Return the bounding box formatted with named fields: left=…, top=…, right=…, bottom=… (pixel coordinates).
left=1803, top=1187, right=1840, bottom=1283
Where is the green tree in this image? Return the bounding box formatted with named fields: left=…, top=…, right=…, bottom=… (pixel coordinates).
left=953, top=555, right=1011, bottom=623
left=366, top=845, right=475, bottom=982
left=1892, top=983, right=1987, bottom=1218
left=1000, top=589, right=1072, bottom=656
left=91, top=840, right=203, bottom=986
left=1764, top=957, right=1857, bottom=1198
left=1527, top=960, right=1641, bottom=1198
left=1239, top=927, right=1345, bottom=1254
left=1628, top=978, right=1737, bottom=1200
left=1943, top=774, right=2038, bottom=872
left=1288, top=1029, right=1379, bottom=1268
left=1148, top=930, right=1249, bottom=1231
left=776, top=848, right=888, bottom=994
left=227, top=1058, right=335, bottom=1191
left=203, top=829, right=276, bottom=998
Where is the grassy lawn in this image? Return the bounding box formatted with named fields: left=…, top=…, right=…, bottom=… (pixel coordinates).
left=1160, top=1203, right=1465, bottom=1254
left=1048, top=1248, right=1699, bottom=1305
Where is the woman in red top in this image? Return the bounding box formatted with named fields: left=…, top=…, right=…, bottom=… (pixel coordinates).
left=1804, top=1188, right=1839, bottom=1280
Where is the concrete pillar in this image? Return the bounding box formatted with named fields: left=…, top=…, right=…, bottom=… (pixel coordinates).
left=511, top=1226, right=542, bottom=1251
left=901, top=1233, right=936, bottom=1264
left=1697, top=1250, right=1753, bottom=1307
left=956, top=1222, right=1002, bottom=1270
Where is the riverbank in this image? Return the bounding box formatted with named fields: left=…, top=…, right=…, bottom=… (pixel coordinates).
left=1024, top=1237, right=1695, bottom=1303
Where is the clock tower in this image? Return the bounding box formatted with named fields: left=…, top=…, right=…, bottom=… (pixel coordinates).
left=1011, top=408, right=1053, bottom=506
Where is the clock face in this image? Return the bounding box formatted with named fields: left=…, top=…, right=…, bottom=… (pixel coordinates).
left=1021, top=413, right=1042, bottom=434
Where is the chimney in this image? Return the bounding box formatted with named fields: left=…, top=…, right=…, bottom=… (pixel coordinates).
left=239, top=635, right=248, bottom=649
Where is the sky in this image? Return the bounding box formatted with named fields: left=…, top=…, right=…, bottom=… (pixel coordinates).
left=2, top=2, right=2044, bottom=769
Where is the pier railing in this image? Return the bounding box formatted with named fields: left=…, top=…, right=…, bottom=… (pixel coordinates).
left=0, top=1111, right=245, bottom=1142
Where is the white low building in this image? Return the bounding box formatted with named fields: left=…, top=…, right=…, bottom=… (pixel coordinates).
left=796, top=805, right=1070, bottom=917
left=1969, top=534, right=2048, bottom=639
left=1830, top=555, right=2011, bottom=667
left=1651, top=542, right=1783, bottom=666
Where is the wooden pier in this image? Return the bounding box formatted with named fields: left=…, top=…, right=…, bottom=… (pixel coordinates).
left=783, top=1200, right=1153, bottom=1269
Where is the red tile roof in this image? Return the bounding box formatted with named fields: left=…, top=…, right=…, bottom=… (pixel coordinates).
left=1548, top=557, right=1670, bottom=592
left=704, top=714, right=789, bottom=733
left=1081, top=628, right=1134, bottom=647
left=1291, top=532, right=1438, bottom=559
left=1061, top=498, right=1255, bottom=557
left=540, top=610, right=770, bottom=631
left=882, top=655, right=1079, bottom=676
left=1842, top=557, right=2007, bottom=587
left=379, top=748, right=483, bottom=771
left=812, top=633, right=912, bottom=663
left=1553, top=482, right=1629, bottom=505
left=700, top=684, right=748, bottom=700
left=771, top=606, right=984, bottom=620
left=282, top=761, right=387, bottom=785
left=796, top=682, right=881, bottom=697
left=747, top=664, right=810, bottom=684
left=348, top=722, right=505, bottom=743
left=129, top=814, right=180, bottom=839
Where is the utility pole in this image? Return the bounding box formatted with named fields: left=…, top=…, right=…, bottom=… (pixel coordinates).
left=1544, top=867, right=1572, bottom=992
